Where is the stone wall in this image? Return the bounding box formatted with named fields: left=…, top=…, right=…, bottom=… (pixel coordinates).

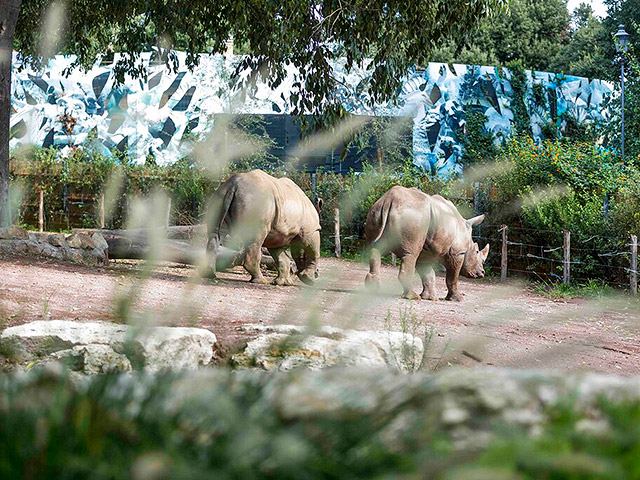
left=0, top=226, right=108, bottom=265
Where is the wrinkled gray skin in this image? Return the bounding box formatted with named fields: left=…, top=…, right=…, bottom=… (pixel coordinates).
left=207, top=170, right=321, bottom=285
left=364, top=186, right=489, bottom=301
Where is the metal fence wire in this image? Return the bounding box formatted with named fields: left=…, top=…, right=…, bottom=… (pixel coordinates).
left=473, top=224, right=637, bottom=291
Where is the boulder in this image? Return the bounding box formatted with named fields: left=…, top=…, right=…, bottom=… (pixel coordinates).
left=67, top=233, right=95, bottom=250
left=0, top=226, right=29, bottom=240
left=231, top=324, right=424, bottom=372
left=51, top=344, right=132, bottom=374
left=48, top=233, right=67, bottom=247
left=66, top=249, right=85, bottom=263
left=0, top=320, right=217, bottom=373
left=91, top=233, right=109, bottom=256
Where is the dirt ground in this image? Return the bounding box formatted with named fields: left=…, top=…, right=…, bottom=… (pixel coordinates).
left=1, top=254, right=639, bottom=375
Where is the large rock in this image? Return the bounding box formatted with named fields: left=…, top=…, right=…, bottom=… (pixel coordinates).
left=51, top=344, right=132, bottom=374
left=66, top=232, right=95, bottom=250
left=0, top=225, right=29, bottom=239
left=231, top=324, right=424, bottom=372
left=0, top=320, right=217, bottom=373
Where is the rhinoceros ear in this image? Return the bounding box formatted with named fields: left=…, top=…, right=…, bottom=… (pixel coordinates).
left=480, top=244, right=489, bottom=261
left=466, top=214, right=485, bottom=227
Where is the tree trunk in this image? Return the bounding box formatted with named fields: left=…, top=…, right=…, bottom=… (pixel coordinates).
left=0, top=0, right=21, bottom=226
left=74, top=225, right=208, bottom=245
left=376, top=147, right=383, bottom=171
left=72, top=226, right=283, bottom=271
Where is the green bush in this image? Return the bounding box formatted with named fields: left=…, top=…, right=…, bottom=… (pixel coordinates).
left=485, top=136, right=639, bottom=285
left=491, top=136, right=629, bottom=203
left=467, top=399, right=640, bottom=479
left=2, top=369, right=640, bottom=479
left=10, top=133, right=640, bottom=286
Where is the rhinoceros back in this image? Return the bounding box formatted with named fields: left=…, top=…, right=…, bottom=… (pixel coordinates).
left=271, top=176, right=320, bottom=240
left=211, top=170, right=318, bottom=248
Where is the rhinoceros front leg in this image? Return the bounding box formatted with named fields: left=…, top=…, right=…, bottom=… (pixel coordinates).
left=399, top=254, right=420, bottom=300
left=444, top=254, right=464, bottom=302
left=269, top=247, right=295, bottom=286
left=417, top=262, right=437, bottom=301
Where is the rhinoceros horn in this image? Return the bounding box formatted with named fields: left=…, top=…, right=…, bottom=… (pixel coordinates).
left=466, top=214, right=485, bottom=227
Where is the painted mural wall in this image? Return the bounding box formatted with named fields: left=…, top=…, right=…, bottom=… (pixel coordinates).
left=10, top=51, right=613, bottom=175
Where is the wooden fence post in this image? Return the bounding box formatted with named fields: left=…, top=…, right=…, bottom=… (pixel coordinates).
left=501, top=225, right=508, bottom=282
left=391, top=253, right=397, bottom=267
left=38, top=189, right=44, bottom=232
left=165, top=198, right=172, bottom=228
left=334, top=207, right=341, bottom=258
left=99, top=193, right=105, bottom=228
left=631, top=234, right=638, bottom=296
left=563, top=230, right=571, bottom=285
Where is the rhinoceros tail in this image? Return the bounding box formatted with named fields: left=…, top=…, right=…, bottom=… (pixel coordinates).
left=212, top=183, right=236, bottom=241
left=370, top=199, right=392, bottom=245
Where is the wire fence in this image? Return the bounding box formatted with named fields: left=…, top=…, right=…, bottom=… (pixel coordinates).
left=11, top=167, right=640, bottom=292
left=472, top=224, right=637, bottom=291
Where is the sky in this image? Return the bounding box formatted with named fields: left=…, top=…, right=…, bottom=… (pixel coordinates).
left=567, top=0, right=608, bottom=18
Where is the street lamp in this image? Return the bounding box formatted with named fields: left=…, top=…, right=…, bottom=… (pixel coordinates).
left=615, top=24, right=630, bottom=157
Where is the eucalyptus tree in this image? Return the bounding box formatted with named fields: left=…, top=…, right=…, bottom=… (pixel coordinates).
left=0, top=0, right=508, bottom=225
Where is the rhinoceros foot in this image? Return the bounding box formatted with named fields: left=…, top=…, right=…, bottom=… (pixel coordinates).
left=402, top=291, right=421, bottom=300
left=298, top=273, right=315, bottom=286
left=421, top=292, right=438, bottom=301
left=445, top=292, right=464, bottom=302
left=272, top=277, right=295, bottom=286
left=250, top=275, right=270, bottom=285
left=364, top=273, right=381, bottom=291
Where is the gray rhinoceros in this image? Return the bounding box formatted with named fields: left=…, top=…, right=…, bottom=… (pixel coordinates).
left=207, top=169, right=320, bottom=285
left=364, top=186, right=489, bottom=301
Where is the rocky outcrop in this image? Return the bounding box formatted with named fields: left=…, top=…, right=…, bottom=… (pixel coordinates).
left=231, top=324, right=425, bottom=372
left=0, top=226, right=108, bottom=265
left=0, top=320, right=217, bottom=373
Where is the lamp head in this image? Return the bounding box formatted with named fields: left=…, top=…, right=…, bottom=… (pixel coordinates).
left=615, top=24, right=630, bottom=53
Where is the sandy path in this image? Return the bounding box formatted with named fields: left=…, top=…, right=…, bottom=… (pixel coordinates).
left=1, top=256, right=638, bottom=374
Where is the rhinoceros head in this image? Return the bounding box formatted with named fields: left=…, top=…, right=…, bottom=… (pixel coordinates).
left=461, top=215, right=490, bottom=278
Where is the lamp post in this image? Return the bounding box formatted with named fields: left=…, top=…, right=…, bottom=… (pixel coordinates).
left=615, top=25, right=630, bottom=157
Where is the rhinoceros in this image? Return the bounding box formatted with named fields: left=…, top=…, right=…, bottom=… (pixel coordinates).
left=206, top=169, right=320, bottom=285
left=364, top=186, right=489, bottom=301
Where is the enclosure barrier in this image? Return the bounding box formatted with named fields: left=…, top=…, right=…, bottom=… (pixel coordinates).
left=476, top=225, right=640, bottom=294
left=12, top=178, right=640, bottom=294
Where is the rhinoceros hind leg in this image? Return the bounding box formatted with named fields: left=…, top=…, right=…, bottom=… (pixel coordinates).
left=399, top=254, right=420, bottom=300
left=365, top=247, right=382, bottom=290
left=203, top=235, right=219, bottom=279
left=417, top=263, right=438, bottom=301
left=245, top=239, right=268, bottom=284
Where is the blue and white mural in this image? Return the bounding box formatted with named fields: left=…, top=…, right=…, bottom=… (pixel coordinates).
left=10, top=51, right=613, bottom=175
